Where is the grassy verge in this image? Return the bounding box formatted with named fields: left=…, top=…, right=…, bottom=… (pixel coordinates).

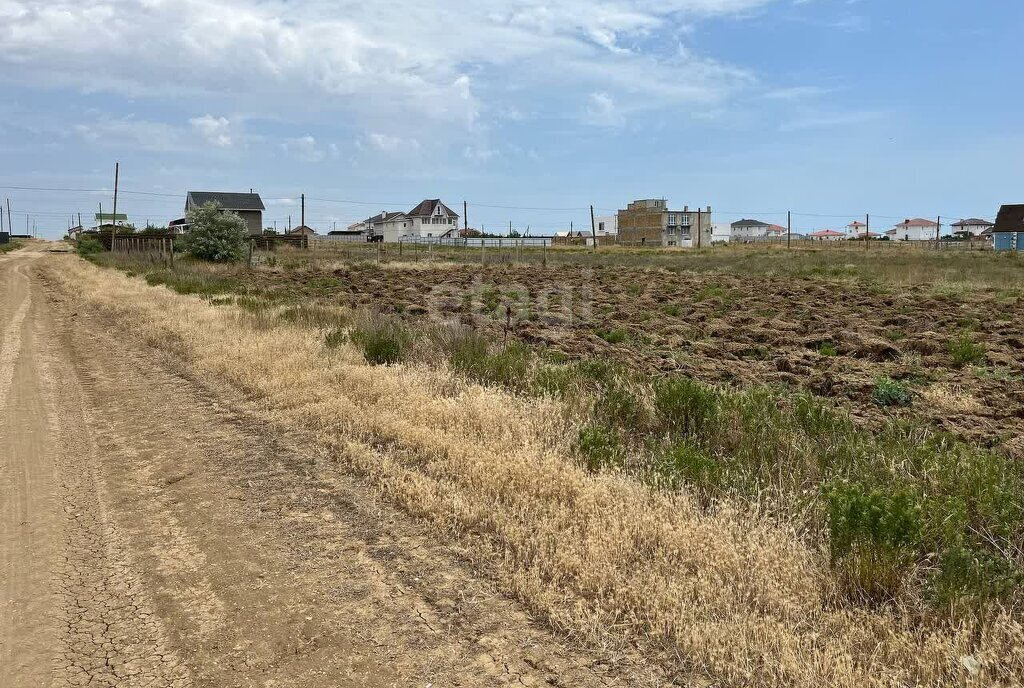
left=0, top=240, right=24, bottom=255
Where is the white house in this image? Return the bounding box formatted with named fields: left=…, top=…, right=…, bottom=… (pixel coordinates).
left=405, top=199, right=460, bottom=238
left=730, top=219, right=771, bottom=240
left=888, top=218, right=939, bottom=241
left=594, top=215, right=618, bottom=236
left=951, top=218, right=994, bottom=237
left=357, top=199, right=460, bottom=242
left=846, top=220, right=866, bottom=238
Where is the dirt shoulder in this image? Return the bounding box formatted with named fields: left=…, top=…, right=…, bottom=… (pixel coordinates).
left=1, top=248, right=649, bottom=685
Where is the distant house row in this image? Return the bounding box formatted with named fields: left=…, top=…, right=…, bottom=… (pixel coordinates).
left=727, top=217, right=997, bottom=242
left=345, top=199, right=460, bottom=242
left=68, top=190, right=1024, bottom=253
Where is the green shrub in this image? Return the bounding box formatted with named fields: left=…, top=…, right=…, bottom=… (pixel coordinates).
left=818, top=342, right=838, bottom=357
left=597, top=327, right=629, bottom=344
left=349, top=315, right=413, bottom=365
left=75, top=237, right=104, bottom=257
left=651, top=440, right=721, bottom=490
left=825, top=482, right=922, bottom=603
left=661, top=304, right=682, bottom=317
left=872, top=376, right=912, bottom=407
left=930, top=547, right=1022, bottom=607
left=576, top=424, right=624, bottom=472
left=181, top=201, right=249, bottom=263
left=446, top=329, right=533, bottom=392
left=653, top=377, right=721, bottom=440
left=948, top=331, right=985, bottom=367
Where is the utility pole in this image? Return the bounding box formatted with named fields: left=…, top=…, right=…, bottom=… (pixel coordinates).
left=301, top=193, right=305, bottom=229
left=787, top=210, right=792, bottom=249
left=936, top=215, right=941, bottom=243
left=111, top=162, right=120, bottom=249
left=6, top=199, right=12, bottom=237
left=696, top=208, right=702, bottom=249
left=589, top=204, right=597, bottom=252
left=464, top=200, right=468, bottom=235
left=865, top=214, right=870, bottom=251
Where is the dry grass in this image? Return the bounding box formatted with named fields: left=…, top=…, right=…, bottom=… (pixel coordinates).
left=920, top=384, right=985, bottom=415
left=46, top=255, right=1024, bottom=687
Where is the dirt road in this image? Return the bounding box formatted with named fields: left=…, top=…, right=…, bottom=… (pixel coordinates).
left=0, top=246, right=640, bottom=686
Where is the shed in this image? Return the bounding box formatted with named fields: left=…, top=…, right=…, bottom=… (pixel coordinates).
left=992, top=204, right=1024, bottom=251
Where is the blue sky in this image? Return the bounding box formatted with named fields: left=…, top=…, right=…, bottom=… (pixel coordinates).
left=1, top=0, right=1022, bottom=238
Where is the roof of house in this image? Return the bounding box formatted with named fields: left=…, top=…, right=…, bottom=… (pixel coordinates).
left=992, top=204, right=1024, bottom=233
left=847, top=221, right=866, bottom=228
left=365, top=211, right=407, bottom=224
left=809, top=229, right=845, bottom=237
left=187, top=191, right=265, bottom=211
left=731, top=219, right=770, bottom=228
left=288, top=225, right=316, bottom=235
left=951, top=218, right=994, bottom=227
left=767, top=224, right=787, bottom=233
left=407, top=199, right=459, bottom=218
left=894, top=217, right=939, bottom=228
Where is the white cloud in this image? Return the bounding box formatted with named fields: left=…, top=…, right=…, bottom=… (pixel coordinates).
left=463, top=145, right=499, bottom=163
left=281, top=135, right=328, bottom=162
left=189, top=115, right=234, bottom=147
left=779, top=110, right=884, bottom=132
left=0, top=0, right=772, bottom=138
left=763, top=85, right=834, bottom=100
left=73, top=115, right=185, bottom=152
left=364, top=133, right=420, bottom=153
left=583, top=92, right=625, bottom=126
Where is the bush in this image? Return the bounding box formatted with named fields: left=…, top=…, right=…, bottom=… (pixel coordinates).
left=818, top=342, right=838, bottom=357
left=181, top=201, right=249, bottom=262
left=75, top=237, right=105, bottom=257
left=872, top=376, right=912, bottom=407
left=349, top=315, right=413, bottom=365
left=653, top=376, right=721, bottom=439
left=825, top=482, right=922, bottom=603
left=597, top=327, right=629, bottom=344
left=446, top=329, right=533, bottom=392
left=576, top=424, right=624, bottom=472
left=948, top=331, right=985, bottom=368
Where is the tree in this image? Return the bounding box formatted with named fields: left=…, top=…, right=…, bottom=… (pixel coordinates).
left=182, top=202, right=248, bottom=262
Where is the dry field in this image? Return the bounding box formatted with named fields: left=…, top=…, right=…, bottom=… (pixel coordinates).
left=67, top=243, right=1024, bottom=686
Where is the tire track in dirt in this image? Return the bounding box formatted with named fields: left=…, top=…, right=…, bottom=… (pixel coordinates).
left=1, top=250, right=191, bottom=687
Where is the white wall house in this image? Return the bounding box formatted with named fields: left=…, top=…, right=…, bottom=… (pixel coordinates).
left=357, top=199, right=460, bottom=242
left=846, top=221, right=866, bottom=238
left=406, top=199, right=460, bottom=238
left=594, top=215, right=618, bottom=236
left=730, top=219, right=771, bottom=240
left=951, top=218, right=994, bottom=237
left=888, top=218, right=939, bottom=241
